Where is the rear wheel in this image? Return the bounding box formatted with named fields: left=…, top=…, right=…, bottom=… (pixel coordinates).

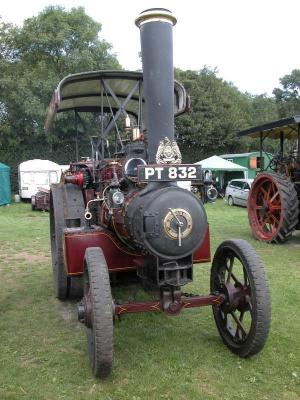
left=228, top=196, right=234, bottom=206
left=50, top=185, right=68, bottom=299
left=50, top=184, right=85, bottom=299
left=211, top=239, right=271, bottom=357
left=84, top=247, right=113, bottom=378
left=248, top=172, right=299, bottom=243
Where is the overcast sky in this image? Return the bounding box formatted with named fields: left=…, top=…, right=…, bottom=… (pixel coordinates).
left=1, top=0, right=299, bottom=95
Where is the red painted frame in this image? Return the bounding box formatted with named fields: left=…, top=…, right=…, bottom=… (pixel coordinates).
left=63, top=226, right=211, bottom=276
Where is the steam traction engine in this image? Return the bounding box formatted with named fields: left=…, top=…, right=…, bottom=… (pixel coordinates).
left=46, top=9, right=271, bottom=378
left=238, top=117, right=300, bottom=243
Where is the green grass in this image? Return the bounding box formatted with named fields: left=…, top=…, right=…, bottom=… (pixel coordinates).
left=0, top=201, right=299, bottom=400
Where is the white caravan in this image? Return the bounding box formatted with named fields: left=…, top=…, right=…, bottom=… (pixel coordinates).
left=18, top=159, right=62, bottom=199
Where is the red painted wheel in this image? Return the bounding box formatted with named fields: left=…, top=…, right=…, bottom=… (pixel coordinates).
left=50, top=185, right=68, bottom=299
left=248, top=172, right=299, bottom=243
left=50, top=184, right=85, bottom=299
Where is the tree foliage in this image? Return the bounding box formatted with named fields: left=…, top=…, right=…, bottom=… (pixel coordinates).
left=174, top=68, right=278, bottom=162
left=273, top=69, right=300, bottom=117
left=0, top=6, right=298, bottom=191
left=0, top=6, right=120, bottom=189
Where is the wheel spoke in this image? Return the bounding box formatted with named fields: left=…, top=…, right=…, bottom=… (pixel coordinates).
left=235, top=311, right=246, bottom=340
left=258, top=212, right=266, bottom=225
left=270, top=214, right=279, bottom=226
left=266, top=222, right=274, bottom=232
left=254, top=205, right=264, bottom=210
left=260, top=186, right=268, bottom=200
left=230, top=311, right=248, bottom=338
left=271, top=182, right=277, bottom=197
left=262, top=215, right=269, bottom=225
left=270, top=191, right=279, bottom=203
left=225, top=266, right=239, bottom=284
left=266, top=183, right=272, bottom=199
left=270, top=205, right=281, bottom=210
left=226, top=257, right=234, bottom=283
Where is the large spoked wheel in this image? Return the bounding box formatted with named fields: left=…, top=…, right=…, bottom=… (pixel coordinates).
left=50, top=184, right=68, bottom=299
left=211, top=239, right=271, bottom=357
left=83, top=247, right=113, bottom=378
left=248, top=172, right=299, bottom=243
left=50, top=184, right=85, bottom=299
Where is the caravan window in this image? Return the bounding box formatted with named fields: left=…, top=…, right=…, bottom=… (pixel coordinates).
left=49, top=171, right=58, bottom=184
left=33, top=172, right=48, bottom=185
left=22, top=172, right=33, bottom=184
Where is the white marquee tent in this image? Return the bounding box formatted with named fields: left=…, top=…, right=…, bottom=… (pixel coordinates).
left=195, top=155, right=248, bottom=190
left=195, top=155, right=248, bottom=174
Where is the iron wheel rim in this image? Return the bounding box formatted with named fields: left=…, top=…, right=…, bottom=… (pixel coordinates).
left=248, top=174, right=283, bottom=241
left=212, top=248, right=255, bottom=348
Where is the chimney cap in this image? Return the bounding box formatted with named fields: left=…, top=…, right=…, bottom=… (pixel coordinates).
left=135, top=8, right=177, bottom=27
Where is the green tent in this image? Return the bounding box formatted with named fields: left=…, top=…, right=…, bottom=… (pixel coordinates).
left=0, top=162, right=11, bottom=206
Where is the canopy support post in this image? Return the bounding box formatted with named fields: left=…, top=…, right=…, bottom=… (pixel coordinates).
left=297, top=123, right=300, bottom=162
left=280, top=131, right=284, bottom=157
left=75, top=110, right=79, bottom=162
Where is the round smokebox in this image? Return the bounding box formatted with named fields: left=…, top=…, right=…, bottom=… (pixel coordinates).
left=127, top=186, right=208, bottom=260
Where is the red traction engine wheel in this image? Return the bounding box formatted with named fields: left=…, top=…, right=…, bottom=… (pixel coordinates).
left=248, top=172, right=299, bottom=243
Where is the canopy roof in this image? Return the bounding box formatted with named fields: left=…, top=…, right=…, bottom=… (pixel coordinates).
left=44, top=70, right=187, bottom=132
left=195, top=155, right=247, bottom=171
left=19, top=159, right=61, bottom=172
left=237, top=116, right=300, bottom=140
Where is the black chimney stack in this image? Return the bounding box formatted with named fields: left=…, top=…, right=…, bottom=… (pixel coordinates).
left=135, top=8, right=177, bottom=162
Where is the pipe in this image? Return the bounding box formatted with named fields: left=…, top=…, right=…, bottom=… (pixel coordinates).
left=135, top=8, right=177, bottom=162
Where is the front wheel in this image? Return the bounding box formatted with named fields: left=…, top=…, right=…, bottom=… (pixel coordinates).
left=83, top=247, right=113, bottom=378
left=211, top=239, right=271, bottom=357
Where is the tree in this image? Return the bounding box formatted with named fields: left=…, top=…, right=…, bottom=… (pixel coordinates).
left=0, top=6, right=121, bottom=190
left=174, top=68, right=253, bottom=162
left=273, top=69, right=300, bottom=117
left=244, top=93, right=279, bottom=153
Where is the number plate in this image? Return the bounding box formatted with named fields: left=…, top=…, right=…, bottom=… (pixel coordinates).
left=138, top=164, right=202, bottom=182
